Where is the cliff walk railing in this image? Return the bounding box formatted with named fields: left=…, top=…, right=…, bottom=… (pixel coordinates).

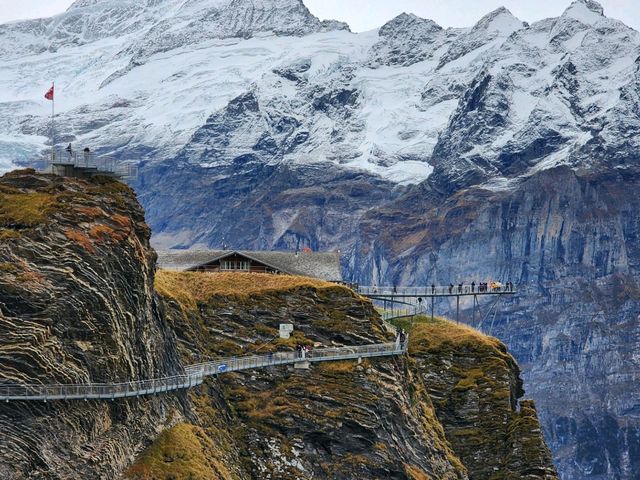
left=358, top=284, right=516, bottom=298
left=376, top=307, right=422, bottom=334
left=0, top=341, right=407, bottom=402
left=46, top=148, right=138, bottom=179
left=361, top=284, right=518, bottom=324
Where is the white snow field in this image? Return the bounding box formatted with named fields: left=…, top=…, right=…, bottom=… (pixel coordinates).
left=0, top=0, right=637, bottom=187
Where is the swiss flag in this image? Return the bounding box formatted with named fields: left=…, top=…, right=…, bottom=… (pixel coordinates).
left=44, top=85, right=54, bottom=101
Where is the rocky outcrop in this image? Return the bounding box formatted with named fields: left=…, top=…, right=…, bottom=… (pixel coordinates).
left=0, top=170, right=185, bottom=479
left=147, top=272, right=466, bottom=479
left=410, top=319, right=557, bottom=479
left=0, top=171, right=557, bottom=478
left=128, top=271, right=557, bottom=479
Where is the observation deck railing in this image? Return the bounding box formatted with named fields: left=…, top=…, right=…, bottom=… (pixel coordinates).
left=47, top=148, right=138, bottom=179
left=358, top=284, right=516, bottom=298
left=0, top=341, right=406, bottom=402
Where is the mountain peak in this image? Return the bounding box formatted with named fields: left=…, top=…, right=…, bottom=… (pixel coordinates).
left=472, top=7, right=524, bottom=35
left=571, top=0, right=604, bottom=14
left=379, top=12, right=442, bottom=38
left=562, top=0, right=605, bottom=24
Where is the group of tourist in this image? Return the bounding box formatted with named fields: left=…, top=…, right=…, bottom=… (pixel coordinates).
left=296, top=344, right=311, bottom=359
left=444, top=281, right=515, bottom=294
left=370, top=282, right=516, bottom=295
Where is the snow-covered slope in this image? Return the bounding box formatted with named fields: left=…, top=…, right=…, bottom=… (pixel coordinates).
left=2, top=0, right=636, bottom=189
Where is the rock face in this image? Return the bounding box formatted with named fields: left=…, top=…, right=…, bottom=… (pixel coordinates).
left=357, top=165, right=640, bottom=479
left=133, top=270, right=557, bottom=480
left=0, top=173, right=556, bottom=478
left=410, top=320, right=557, bottom=479
left=0, top=170, right=185, bottom=479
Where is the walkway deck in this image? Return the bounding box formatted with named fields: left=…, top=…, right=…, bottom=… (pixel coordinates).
left=358, top=285, right=516, bottom=298
left=360, top=285, right=517, bottom=324
left=0, top=341, right=406, bottom=402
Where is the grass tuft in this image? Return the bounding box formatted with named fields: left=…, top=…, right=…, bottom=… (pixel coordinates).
left=0, top=192, right=58, bottom=228
left=124, top=423, right=233, bottom=480
left=394, top=315, right=507, bottom=358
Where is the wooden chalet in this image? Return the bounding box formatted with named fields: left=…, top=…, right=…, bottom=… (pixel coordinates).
left=157, top=249, right=343, bottom=282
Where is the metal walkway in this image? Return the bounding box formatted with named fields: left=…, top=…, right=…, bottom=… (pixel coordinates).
left=358, top=284, right=517, bottom=324
left=358, top=285, right=516, bottom=298
left=0, top=341, right=406, bottom=402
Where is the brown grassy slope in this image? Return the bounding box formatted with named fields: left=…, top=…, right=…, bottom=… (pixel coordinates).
left=395, top=315, right=511, bottom=359
left=131, top=272, right=467, bottom=480
left=155, top=270, right=340, bottom=312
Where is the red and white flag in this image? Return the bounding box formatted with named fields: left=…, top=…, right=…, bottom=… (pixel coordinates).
left=44, top=85, right=54, bottom=101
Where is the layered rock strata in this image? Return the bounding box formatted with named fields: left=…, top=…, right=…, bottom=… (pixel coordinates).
left=0, top=170, right=184, bottom=479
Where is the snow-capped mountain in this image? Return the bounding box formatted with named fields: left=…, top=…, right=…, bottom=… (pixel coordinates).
left=2, top=0, right=636, bottom=189
left=1, top=1, right=640, bottom=478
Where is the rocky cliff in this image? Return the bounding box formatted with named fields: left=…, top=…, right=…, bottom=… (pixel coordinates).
left=0, top=171, right=556, bottom=478
left=2, top=4, right=638, bottom=475
left=128, top=270, right=557, bottom=479
left=0, top=170, right=185, bottom=478
left=408, top=317, right=557, bottom=479
left=357, top=164, right=640, bottom=479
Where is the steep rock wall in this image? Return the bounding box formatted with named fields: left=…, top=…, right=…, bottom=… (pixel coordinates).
left=146, top=272, right=466, bottom=480
left=0, top=171, right=185, bottom=479
left=128, top=271, right=557, bottom=479
left=357, top=165, right=640, bottom=478
left=408, top=318, right=557, bottom=479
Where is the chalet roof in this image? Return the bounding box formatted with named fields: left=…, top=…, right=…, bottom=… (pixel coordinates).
left=156, top=249, right=343, bottom=282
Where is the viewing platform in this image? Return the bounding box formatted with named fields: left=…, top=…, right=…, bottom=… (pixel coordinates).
left=44, top=148, right=138, bottom=180
left=357, top=284, right=516, bottom=298
left=358, top=284, right=517, bottom=324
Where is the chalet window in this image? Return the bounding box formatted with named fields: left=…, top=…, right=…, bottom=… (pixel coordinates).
left=221, top=260, right=250, bottom=271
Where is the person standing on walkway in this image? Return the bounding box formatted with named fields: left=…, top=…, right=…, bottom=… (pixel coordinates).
left=431, top=284, right=436, bottom=294
left=471, top=281, right=476, bottom=293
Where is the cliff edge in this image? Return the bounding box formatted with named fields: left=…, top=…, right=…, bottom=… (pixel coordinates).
left=130, top=270, right=558, bottom=479
left=0, top=170, right=185, bottom=478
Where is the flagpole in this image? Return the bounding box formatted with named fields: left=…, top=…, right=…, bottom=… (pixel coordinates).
left=51, top=82, right=55, bottom=165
